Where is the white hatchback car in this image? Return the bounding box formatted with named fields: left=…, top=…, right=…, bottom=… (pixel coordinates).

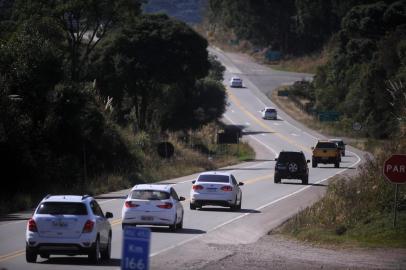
left=25, top=195, right=113, bottom=263
left=122, top=184, right=185, bottom=231
left=190, top=171, right=244, bottom=211
left=229, top=76, right=243, bottom=87
left=261, top=107, right=277, bottom=120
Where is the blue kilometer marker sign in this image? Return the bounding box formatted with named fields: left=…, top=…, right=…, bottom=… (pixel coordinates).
left=122, top=227, right=151, bottom=270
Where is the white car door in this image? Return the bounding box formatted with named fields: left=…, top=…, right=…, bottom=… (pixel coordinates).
left=170, top=188, right=183, bottom=222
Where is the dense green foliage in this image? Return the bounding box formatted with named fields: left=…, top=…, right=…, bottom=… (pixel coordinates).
left=0, top=1, right=227, bottom=210
left=208, top=0, right=406, bottom=138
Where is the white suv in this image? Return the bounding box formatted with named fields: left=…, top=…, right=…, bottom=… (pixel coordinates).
left=25, top=195, right=113, bottom=263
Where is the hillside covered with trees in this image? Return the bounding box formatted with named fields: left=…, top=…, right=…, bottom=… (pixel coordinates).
left=207, top=0, right=406, bottom=138
left=0, top=0, right=228, bottom=212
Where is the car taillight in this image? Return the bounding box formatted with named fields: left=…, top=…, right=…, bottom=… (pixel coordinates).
left=157, top=202, right=173, bottom=209
left=221, top=186, right=233, bottom=192
left=125, top=201, right=139, bottom=208
left=82, top=220, right=94, bottom=233
left=192, top=185, right=203, bottom=191
left=28, top=218, right=37, bottom=232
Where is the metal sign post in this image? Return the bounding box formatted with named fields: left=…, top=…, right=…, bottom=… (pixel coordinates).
left=393, top=184, right=399, bottom=228
left=382, top=154, right=406, bottom=228
left=121, top=227, right=151, bottom=270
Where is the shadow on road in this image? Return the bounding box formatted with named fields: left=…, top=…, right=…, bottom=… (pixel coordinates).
left=41, top=257, right=121, bottom=267
left=242, top=131, right=274, bottom=136
left=215, top=167, right=272, bottom=171
left=279, top=182, right=327, bottom=187
left=149, top=227, right=206, bottom=234
left=0, top=213, right=32, bottom=222
left=94, top=195, right=127, bottom=200
left=198, top=207, right=260, bottom=214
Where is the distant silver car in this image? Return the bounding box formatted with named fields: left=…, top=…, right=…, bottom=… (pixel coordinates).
left=121, top=184, right=185, bottom=231
left=229, top=76, right=243, bottom=88
left=261, top=107, right=277, bottom=120
left=190, top=171, right=244, bottom=211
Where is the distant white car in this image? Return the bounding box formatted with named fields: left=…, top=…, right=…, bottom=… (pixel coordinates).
left=121, top=184, right=185, bottom=231
left=261, top=107, right=277, bottom=120
left=229, top=76, right=243, bottom=88
left=25, top=195, right=113, bottom=263
left=190, top=171, right=244, bottom=211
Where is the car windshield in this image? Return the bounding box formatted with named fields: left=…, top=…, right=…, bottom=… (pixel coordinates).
left=316, top=142, right=337, bottom=148
left=277, top=152, right=304, bottom=163
left=197, top=174, right=230, bottom=183
left=37, top=202, right=88, bottom=215
left=331, top=140, right=344, bottom=146
left=131, top=190, right=170, bottom=200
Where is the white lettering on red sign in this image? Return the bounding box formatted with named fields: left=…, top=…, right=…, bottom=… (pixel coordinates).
left=386, top=164, right=406, bottom=173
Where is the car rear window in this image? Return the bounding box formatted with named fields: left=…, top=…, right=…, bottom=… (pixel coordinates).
left=316, top=142, right=337, bottom=148
left=197, top=174, right=230, bottom=183
left=37, top=202, right=88, bottom=215
left=131, top=190, right=170, bottom=200
left=277, top=152, right=303, bottom=163
left=331, top=140, right=344, bottom=146
left=266, top=109, right=276, bottom=113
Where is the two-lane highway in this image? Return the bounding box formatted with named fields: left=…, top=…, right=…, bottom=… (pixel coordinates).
left=0, top=47, right=363, bottom=270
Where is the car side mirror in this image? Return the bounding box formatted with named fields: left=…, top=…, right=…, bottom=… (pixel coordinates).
left=307, top=160, right=310, bottom=163
left=238, top=182, right=244, bottom=186
left=192, top=180, right=196, bottom=184
left=311, top=147, right=314, bottom=150
left=274, top=158, right=278, bottom=161
left=105, top=212, right=113, bottom=219
left=179, top=196, right=185, bottom=201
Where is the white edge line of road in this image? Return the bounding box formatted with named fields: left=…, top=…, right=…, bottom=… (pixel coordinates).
left=151, top=150, right=361, bottom=258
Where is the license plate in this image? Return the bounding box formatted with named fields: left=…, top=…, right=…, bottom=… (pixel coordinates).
left=322, top=157, right=328, bottom=160
left=141, top=216, right=153, bottom=221
left=207, top=188, right=217, bottom=192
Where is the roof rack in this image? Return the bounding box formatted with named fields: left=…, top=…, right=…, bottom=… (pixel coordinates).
left=82, top=194, right=92, bottom=200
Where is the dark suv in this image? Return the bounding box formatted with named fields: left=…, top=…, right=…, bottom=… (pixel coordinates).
left=274, top=151, right=310, bottom=185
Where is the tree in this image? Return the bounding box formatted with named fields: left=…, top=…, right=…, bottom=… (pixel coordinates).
left=91, top=14, right=211, bottom=131
left=12, top=0, right=143, bottom=81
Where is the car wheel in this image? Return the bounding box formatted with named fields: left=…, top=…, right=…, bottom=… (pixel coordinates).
left=26, top=245, right=37, bottom=263
left=302, top=175, right=309, bottom=185
left=101, top=232, right=111, bottom=261
left=88, top=236, right=101, bottom=264
left=237, top=195, right=242, bottom=210
left=230, top=196, right=239, bottom=211
left=335, top=161, right=340, bottom=168
left=274, top=176, right=281, bottom=183
left=288, top=162, right=298, bottom=173
left=178, top=214, right=184, bottom=229
left=40, top=253, right=50, bottom=259
left=312, top=161, right=317, bottom=168
left=169, top=215, right=177, bottom=231
left=190, top=203, right=196, bottom=210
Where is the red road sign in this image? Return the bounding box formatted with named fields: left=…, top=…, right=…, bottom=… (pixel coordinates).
left=383, top=154, right=406, bottom=184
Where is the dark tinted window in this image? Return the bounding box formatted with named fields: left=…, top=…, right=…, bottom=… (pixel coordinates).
left=37, top=202, right=87, bottom=215
left=131, top=190, right=170, bottom=200
left=277, top=152, right=304, bottom=163
left=316, top=142, right=337, bottom=148
left=90, top=200, right=104, bottom=217
left=266, top=109, right=276, bottom=113
left=197, top=174, right=230, bottom=183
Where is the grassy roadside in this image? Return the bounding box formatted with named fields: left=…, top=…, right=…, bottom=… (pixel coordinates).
left=0, top=122, right=255, bottom=215
left=270, top=88, right=406, bottom=248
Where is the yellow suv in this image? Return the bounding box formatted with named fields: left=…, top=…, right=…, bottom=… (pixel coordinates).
left=311, top=140, right=341, bottom=168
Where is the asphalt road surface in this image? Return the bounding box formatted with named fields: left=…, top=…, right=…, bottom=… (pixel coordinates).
left=0, top=47, right=365, bottom=270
